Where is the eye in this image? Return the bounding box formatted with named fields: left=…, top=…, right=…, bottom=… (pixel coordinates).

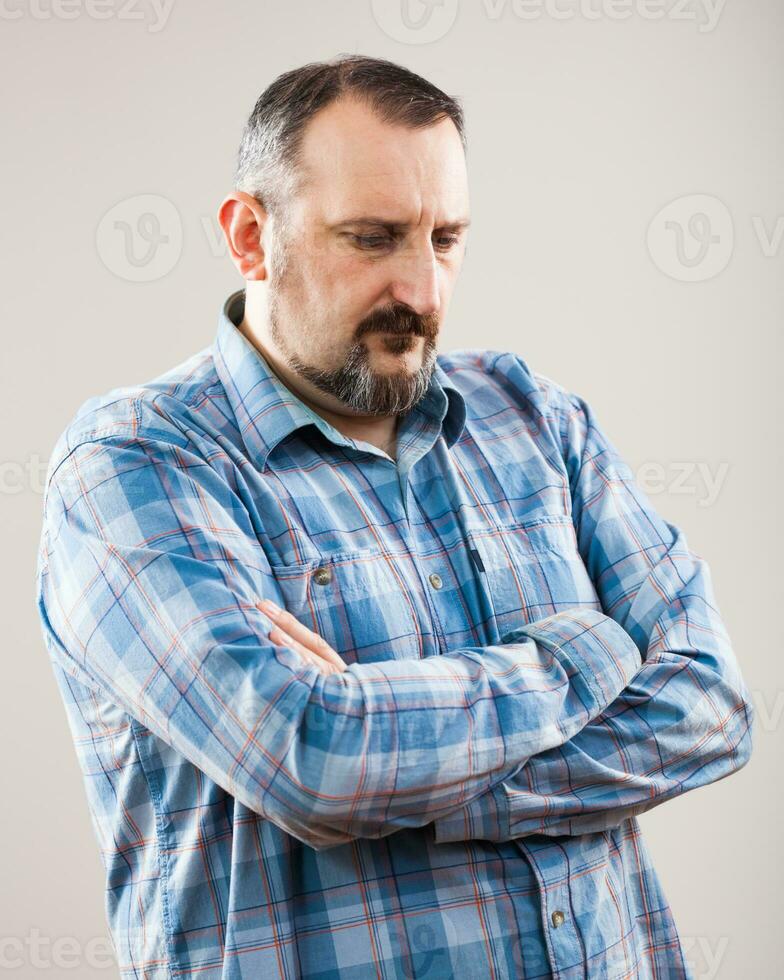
left=351, top=234, right=392, bottom=250
left=434, top=234, right=460, bottom=251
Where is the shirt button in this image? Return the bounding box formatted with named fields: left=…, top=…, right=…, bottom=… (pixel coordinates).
left=551, top=910, right=565, bottom=928
left=313, top=566, right=332, bottom=586
left=428, top=573, right=443, bottom=589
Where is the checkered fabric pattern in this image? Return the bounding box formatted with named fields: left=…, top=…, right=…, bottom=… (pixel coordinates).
left=34, top=288, right=754, bottom=978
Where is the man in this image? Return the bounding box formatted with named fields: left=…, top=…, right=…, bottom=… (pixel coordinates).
left=35, top=54, right=754, bottom=979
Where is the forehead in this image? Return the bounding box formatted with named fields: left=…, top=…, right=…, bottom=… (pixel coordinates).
left=294, top=95, right=469, bottom=222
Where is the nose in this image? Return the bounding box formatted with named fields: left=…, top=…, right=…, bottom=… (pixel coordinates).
left=388, top=239, right=441, bottom=318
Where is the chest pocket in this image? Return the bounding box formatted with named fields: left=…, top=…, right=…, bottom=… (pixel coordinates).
left=465, top=516, right=602, bottom=646
left=268, top=549, right=425, bottom=666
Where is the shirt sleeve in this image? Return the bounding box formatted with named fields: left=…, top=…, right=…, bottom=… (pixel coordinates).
left=431, top=385, right=755, bottom=844
left=36, top=398, right=643, bottom=851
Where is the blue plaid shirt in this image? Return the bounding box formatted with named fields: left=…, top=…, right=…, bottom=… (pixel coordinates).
left=35, top=288, right=754, bottom=979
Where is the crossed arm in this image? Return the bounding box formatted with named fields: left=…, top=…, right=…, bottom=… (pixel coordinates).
left=36, top=393, right=753, bottom=852
left=432, top=389, right=755, bottom=842
left=214, top=386, right=755, bottom=845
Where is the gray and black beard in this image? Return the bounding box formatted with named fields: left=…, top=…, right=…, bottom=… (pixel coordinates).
left=272, top=300, right=440, bottom=417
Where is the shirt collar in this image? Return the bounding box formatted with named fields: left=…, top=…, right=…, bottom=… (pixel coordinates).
left=212, top=288, right=466, bottom=471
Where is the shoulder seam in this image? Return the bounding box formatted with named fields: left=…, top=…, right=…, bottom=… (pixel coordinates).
left=46, top=394, right=195, bottom=493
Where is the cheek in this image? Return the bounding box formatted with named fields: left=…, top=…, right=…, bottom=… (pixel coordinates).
left=330, top=258, right=393, bottom=318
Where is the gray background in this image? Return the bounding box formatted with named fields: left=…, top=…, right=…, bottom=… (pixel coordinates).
left=2, top=1, right=780, bottom=976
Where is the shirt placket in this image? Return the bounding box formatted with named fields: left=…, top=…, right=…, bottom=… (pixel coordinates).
left=397, top=418, right=453, bottom=657
left=517, top=840, right=587, bottom=979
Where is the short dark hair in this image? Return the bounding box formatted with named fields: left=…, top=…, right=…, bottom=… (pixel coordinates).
left=233, top=53, right=466, bottom=217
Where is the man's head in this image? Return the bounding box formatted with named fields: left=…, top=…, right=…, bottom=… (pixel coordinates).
left=218, top=54, right=470, bottom=419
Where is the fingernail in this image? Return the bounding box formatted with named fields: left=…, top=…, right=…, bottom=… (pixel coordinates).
left=260, top=599, right=280, bottom=613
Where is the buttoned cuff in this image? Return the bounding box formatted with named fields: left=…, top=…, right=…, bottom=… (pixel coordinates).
left=432, top=779, right=511, bottom=844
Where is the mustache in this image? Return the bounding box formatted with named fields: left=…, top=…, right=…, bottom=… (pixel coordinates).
left=358, top=304, right=439, bottom=340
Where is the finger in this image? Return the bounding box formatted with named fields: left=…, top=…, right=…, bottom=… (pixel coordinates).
left=268, top=626, right=344, bottom=674
left=268, top=624, right=318, bottom=663
left=270, top=629, right=327, bottom=673
left=260, top=603, right=347, bottom=670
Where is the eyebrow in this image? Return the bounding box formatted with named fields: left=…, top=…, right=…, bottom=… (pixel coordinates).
left=331, top=216, right=471, bottom=232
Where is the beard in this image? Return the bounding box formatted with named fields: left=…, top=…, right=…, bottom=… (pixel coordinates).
left=267, top=239, right=440, bottom=417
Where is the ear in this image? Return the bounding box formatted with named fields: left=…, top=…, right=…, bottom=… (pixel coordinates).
left=216, top=191, right=269, bottom=281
